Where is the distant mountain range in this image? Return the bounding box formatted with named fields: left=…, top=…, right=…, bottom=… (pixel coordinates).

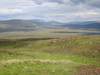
left=0, top=19, right=100, bottom=26
left=62, top=23, right=100, bottom=29
left=0, top=19, right=40, bottom=27
left=29, top=19, right=66, bottom=25
left=62, top=21, right=100, bottom=29
left=29, top=19, right=100, bottom=26
left=66, top=21, right=98, bottom=25
left=0, top=19, right=100, bottom=32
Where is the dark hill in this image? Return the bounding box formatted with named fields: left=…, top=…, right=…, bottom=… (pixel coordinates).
left=61, top=23, right=100, bottom=30
left=0, top=19, right=40, bottom=27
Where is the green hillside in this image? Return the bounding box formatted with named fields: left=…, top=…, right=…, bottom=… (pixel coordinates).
left=0, top=35, right=100, bottom=75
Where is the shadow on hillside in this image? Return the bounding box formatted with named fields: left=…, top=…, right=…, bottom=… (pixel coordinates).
left=52, top=31, right=81, bottom=33
left=0, top=38, right=54, bottom=41
left=0, top=28, right=37, bottom=33
left=83, top=33, right=100, bottom=35
left=18, top=38, right=54, bottom=41
left=52, top=31, right=100, bottom=35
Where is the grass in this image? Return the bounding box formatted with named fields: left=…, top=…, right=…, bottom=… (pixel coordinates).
left=0, top=35, right=100, bottom=75
left=0, top=60, right=77, bottom=75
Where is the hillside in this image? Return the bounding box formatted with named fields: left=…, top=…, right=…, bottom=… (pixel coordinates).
left=0, top=19, right=63, bottom=32
left=29, top=19, right=66, bottom=25
left=0, top=19, right=41, bottom=32
left=0, top=36, right=100, bottom=75
left=0, top=19, right=40, bottom=27
left=61, top=22, right=100, bottom=30
left=66, top=21, right=97, bottom=25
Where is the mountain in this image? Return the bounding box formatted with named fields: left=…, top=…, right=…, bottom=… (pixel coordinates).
left=47, top=21, right=66, bottom=25
left=29, top=19, right=47, bottom=25
left=61, top=22, right=100, bottom=30
left=0, top=19, right=40, bottom=27
left=0, top=19, right=100, bottom=32
left=0, top=19, right=41, bottom=32
left=0, top=19, right=62, bottom=32
left=29, top=19, right=66, bottom=25
left=66, top=21, right=97, bottom=25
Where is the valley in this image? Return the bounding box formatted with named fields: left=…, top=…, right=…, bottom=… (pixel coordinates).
left=0, top=19, right=100, bottom=75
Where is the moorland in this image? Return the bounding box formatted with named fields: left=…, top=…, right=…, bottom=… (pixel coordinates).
left=0, top=19, right=100, bottom=75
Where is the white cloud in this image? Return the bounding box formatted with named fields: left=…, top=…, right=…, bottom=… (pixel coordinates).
left=75, top=10, right=100, bottom=18
left=0, top=8, right=24, bottom=15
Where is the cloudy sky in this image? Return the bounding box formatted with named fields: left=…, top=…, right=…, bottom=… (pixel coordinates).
left=0, top=0, right=100, bottom=22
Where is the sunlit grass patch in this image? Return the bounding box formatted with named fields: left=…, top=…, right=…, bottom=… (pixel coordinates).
left=0, top=59, right=78, bottom=75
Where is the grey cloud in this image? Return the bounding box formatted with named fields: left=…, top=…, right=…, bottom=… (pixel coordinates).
left=33, top=0, right=64, bottom=5
left=32, top=0, right=86, bottom=5
left=87, top=0, right=100, bottom=8
left=32, top=0, right=100, bottom=8
left=71, top=0, right=100, bottom=8
left=48, top=0, right=64, bottom=4
left=32, top=0, right=43, bottom=5
left=70, top=0, right=85, bottom=5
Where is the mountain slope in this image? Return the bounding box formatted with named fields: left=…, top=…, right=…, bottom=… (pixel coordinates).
left=61, top=22, right=100, bottom=30
left=66, top=21, right=97, bottom=25
left=0, top=19, right=40, bottom=27
left=30, top=19, right=66, bottom=25
left=0, top=19, right=41, bottom=32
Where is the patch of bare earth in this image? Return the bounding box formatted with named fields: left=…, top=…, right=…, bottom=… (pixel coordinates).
left=73, top=65, right=100, bottom=75
left=50, top=37, right=76, bottom=44
left=0, top=50, right=34, bottom=57
left=0, top=50, right=22, bottom=55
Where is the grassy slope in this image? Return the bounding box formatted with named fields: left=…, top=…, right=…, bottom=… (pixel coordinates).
left=0, top=35, right=100, bottom=75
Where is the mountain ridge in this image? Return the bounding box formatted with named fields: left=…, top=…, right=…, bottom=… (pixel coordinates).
left=0, top=19, right=100, bottom=32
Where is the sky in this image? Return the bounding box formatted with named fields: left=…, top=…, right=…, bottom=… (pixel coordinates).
left=0, top=0, right=100, bottom=22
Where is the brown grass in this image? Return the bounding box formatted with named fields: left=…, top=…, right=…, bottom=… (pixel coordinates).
left=0, top=50, right=34, bottom=57
left=49, top=37, right=76, bottom=45
left=90, top=45, right=100, bottom=52
left=73, top=65, right=100, bottom=75
left=0, top=41, right=18, bottom=46
left=0, top=50, right=22, bottom=55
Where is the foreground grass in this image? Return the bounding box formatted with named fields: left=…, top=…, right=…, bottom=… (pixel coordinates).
left=0, top=35, right=100, bottom=75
